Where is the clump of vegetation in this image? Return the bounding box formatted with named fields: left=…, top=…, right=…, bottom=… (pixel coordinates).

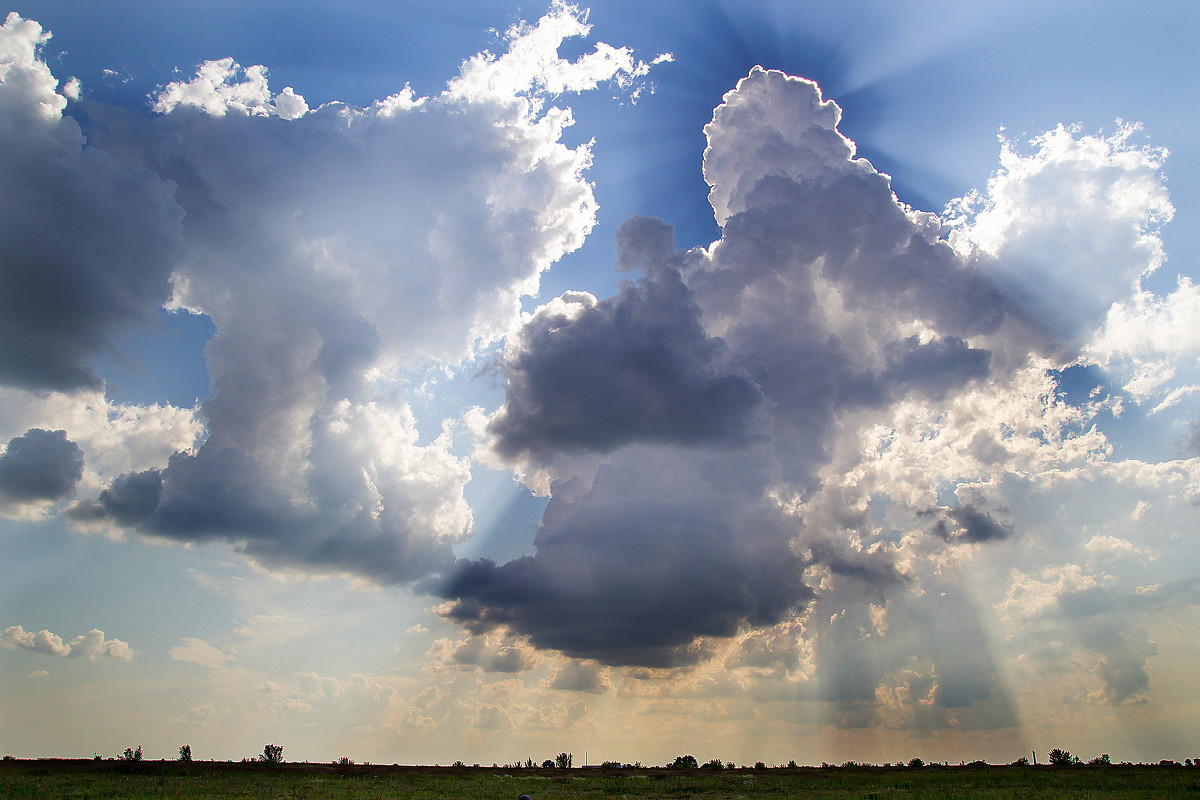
left=668, top=755, right=697, bottom=769
left=118, top=746, right=142, bottom=762
left=554, top=753, right=573, bottom=769
left=701, top=758, right=724, bottom=770
left=336, top=756, right=355, bottom=766
left=178, top=745, right=192, bottom=762
left=258, top=744, right=283, bottom=765
left=907, top=757, right=925, bottom=768
left=1049, top=748, right=1079, bottom=766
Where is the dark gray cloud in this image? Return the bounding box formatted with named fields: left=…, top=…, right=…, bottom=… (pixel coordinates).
left=438, top=453, right=813, bottom=667
left=0, top=17, right=184, bottom=389
left=489, top=218, right=763, bottom=461
left=924, top=503, right=1013, bottom=544
left=0, top=428, right=84, bottom=503
left=73, top=447, right=457, bottom=584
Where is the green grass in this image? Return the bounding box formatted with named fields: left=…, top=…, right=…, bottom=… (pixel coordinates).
left=1, top=761, right=1196, bottom=800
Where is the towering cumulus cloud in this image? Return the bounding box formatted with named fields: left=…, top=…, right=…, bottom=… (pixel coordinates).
left=445, top=65, right=1193, bottom=730
left=445, top=69, right=1019, bottom=674
left=0, top=4, right=662, bottom=582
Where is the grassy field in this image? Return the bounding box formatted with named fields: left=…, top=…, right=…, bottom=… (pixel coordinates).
left=2, top=760, right=1197, bottom=800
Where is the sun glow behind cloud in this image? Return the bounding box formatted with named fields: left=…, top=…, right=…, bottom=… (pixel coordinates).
left=1, top=1, right=1198, bottom=767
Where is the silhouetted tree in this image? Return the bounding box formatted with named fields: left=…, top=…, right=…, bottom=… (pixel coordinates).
left=1048, top=748, right=1075, bottom=766
left=541, top=759, right=554, bottom=769
left=259, top=744, right=284, bottom=765
left=555, top=752, right=573, bottom=769
left=907, top=757, right=924, bottom=768
left=178, top=745, right=191, bottom=762
left=669, top=755, right=698, bottom=769
left=119, top=746, right=142, bottom=762
left=702, top=758, right=724, bottom=770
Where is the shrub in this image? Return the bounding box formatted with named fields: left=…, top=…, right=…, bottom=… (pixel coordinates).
left=337, top=756, right=355, bottom=766
left=259, top=744, right=284, bottom=765
left=1087, top=754, right=1111, bottom=765
left=669, top=755, right=698, bottom=769
left=178, top=745, right=192, bottom=762
left=755, top=761, right=767, bottom=770
left=1011, top=756, right=1029, bottom=766
left=541, top=759, right=554, bottom=769
left=1048, top=748, right=1075, bottom=766
left=907, top=757, right=924, bottom=768
left=119, top=746, right=142, bottom=762
left=701, top=758, right=724, bottom=770
left=555, top=752, right=573, bottom=769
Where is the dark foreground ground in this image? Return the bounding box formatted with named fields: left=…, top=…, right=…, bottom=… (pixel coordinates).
left=2, top=759, right=1197, bottom=799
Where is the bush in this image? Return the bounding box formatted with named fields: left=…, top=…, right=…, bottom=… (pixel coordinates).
left=178, top=745, right=192, bottom=762
left=119, top=746, right=142, bottom=762
left=1087, top=754, right=1111, bottom=765
left=669, top=755, right=698, bottom=769
left=907, top=757, right=924, bottom=768
left=1048, top=748, right=1075, bottom=766
left=541, top=759, right=554, bottom=769
left=701, top=758, right=724, bottom=770
left=555, top=752, right=573, bottom=769
left=755, top=761, right=767, bottom=770
left=336, top=756, right=355, bottom=766
left=1011, top=756, right=1029, bottom=766
left=259, top=744, right=284, bottom=765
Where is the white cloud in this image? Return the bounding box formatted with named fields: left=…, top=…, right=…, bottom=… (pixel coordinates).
left=1, top=625, right=134, bottom=660
left=152, top=58, right=309, bottom=119
left=947, top=122, right=1173, bottom=345
left=168, top=637, right=234, bottom=669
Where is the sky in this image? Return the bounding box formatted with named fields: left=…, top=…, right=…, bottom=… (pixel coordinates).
left=1, top=0, right=1199, bottom=768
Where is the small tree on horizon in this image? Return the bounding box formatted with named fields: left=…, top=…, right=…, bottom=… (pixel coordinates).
left=259, top=744, right=284, bottom=765
left=1048, top=748, right=1075, bottom=766
left=119, top=746, right=142, bottom=762
left=555, top=752, right=573, bottom=769
left=178, top=744, right=191, bottom=762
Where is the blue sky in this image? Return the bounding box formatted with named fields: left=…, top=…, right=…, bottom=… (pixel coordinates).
left=2, top=0, right=1199, bottom=767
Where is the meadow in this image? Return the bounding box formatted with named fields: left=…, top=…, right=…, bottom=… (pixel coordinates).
left=2, top=760, right=1197, bottom=800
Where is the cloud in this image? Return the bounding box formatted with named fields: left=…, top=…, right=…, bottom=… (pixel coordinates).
left=167, top=637, right=234, bottom=669
left=38, top=4, right=664, bottom=583
left=0, top=428, right=83, bottom=505
left=0, top=13, right=185, bottom=391
left=924, top=503, right=1013, bottom=544
left=439, top=450, right=814, bottom=667
left=546, top=660, right=610, bottom=694
left=1, top=625, right=133, bottom=660
left=488, top=217, right=763, bottom=462
left=152, top=58, right=309, bottom=119
left=947, top=121, right=1173, bottom=346
left=448, top=68, right=1023, bottom=668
